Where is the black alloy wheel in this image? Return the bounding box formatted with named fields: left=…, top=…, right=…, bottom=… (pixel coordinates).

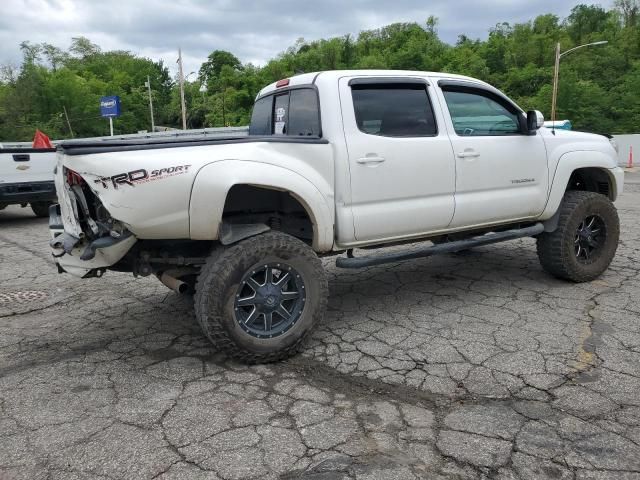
left=575, top=215, right=606, bottom=263
left=234, top=263, right=306, bottom=338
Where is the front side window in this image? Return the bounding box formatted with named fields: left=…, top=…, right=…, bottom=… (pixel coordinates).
left=351, top=84, right=437, bottom=137
left=442, top=89, right=521, bottom=136
left=248, top=87, right=321, bottom=137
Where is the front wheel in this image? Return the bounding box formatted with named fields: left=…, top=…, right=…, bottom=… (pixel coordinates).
left=194, top=231, right=328, bottom=363
left=536, top=191, right=619, bottom=282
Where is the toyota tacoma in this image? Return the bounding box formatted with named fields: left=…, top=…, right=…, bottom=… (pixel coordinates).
left=49, top=70, right=624, bottom=363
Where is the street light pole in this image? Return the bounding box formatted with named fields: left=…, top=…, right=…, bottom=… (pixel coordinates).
left=551, top=43, right=561, bottom=125
left=145, top=75, right=155, bottom=133
left=551, top=40, right=608, bottom=126
left=177, top=48, right=187, bottom=130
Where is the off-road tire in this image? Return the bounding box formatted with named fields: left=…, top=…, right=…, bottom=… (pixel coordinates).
left=194, top=231, right=328, bottom=363
left=31, top=201, right=52, bottom=218
left=536, top=191, right=619, bottom=282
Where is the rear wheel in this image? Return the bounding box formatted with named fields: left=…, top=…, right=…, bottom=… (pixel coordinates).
left=30, top=201, right=52, bottom=218
left=194, top=231, right=328, bottom=363
left=536, top=191, right=619, bottom=282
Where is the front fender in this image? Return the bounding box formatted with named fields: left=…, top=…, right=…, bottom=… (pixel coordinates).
left=540, top=150, right=623, bottom=220
left=189, top=160, right=334, bottom=252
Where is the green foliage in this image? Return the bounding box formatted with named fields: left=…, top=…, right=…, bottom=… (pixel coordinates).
left=0, top=37, right=171, bottom=140
left=1, top=3, right=639, bottom=140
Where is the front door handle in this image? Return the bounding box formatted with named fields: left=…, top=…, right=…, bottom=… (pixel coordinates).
left=457, top=149, right=480, bottom=159
left=357, top=155, right=386, bottom=164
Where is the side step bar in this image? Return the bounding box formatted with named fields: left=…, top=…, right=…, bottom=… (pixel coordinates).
left=336, top=223, right=544, bottom=269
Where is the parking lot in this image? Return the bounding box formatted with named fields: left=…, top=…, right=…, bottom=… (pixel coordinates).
left=0, top=172, right=639, bottom=480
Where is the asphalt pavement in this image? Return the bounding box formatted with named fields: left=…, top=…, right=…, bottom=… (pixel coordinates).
left=1, top=172, right=639, bottom=479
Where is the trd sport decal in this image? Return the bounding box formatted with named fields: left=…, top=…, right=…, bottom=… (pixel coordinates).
left=94, top=165, right=192, bottom=189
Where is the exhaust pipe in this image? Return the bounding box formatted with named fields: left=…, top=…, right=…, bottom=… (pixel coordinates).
left=158, top=272, right=189, bottom=294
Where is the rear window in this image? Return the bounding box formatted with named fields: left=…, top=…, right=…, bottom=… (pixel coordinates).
left=249, top=87, right=321, bottom=137
left=248, top=96, right=271, bottom=135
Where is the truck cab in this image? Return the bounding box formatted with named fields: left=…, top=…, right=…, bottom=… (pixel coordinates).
left=245, top=71, right=621, bottom=249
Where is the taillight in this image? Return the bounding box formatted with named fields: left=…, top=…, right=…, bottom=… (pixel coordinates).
left=276, top=78, right=290, bottom=88
left=66, top=169, right=84, bottom=186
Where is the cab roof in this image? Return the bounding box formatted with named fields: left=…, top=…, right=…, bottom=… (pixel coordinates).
left=257, top=70, right=491, bottom=98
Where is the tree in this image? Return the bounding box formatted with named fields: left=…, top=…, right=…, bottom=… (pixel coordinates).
left=69, top=37, right=101, bottom=58
left=19, top=41, right=41, bottom=65
left=41, top=43, right=68, bottom=71
left=426, top=16, right=438, bottom=35
left=566, top=5, right=609, bottom=43
left=198, top=50, right=241, bottom=86
left=1, top=4, right=639, bottom=140
left=615, top=0, right=639, bottom=26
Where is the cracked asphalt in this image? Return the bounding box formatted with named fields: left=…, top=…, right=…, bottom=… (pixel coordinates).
left=1, top=172, right=640, bottom=480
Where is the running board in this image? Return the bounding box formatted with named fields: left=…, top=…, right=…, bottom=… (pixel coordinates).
left=336, top=223, right=545, bottom=269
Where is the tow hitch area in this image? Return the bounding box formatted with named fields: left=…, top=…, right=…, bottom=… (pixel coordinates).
left=336, top=223, right=545, bottom=269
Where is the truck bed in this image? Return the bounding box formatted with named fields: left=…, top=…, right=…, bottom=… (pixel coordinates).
left=59, top=135, right=328, bottom=156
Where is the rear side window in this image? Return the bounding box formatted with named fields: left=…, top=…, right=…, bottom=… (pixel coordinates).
left=351, top=84, right=437, bottom=137
left=288, top=89, right=321, bottom=136
left=249, top=87, right=321, bottom=137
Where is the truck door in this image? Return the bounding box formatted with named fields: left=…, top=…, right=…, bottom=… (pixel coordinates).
left=435, top=81, right=549, bottom=228
left=339, top=77, right=456, bottom=242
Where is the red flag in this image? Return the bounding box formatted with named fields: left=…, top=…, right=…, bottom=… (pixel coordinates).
left=32, top=129, right=54, bottom=149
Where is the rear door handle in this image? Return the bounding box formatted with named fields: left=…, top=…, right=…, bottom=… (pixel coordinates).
left=13, top=154, right=30, bottom=162
left=357, top=155, right=386, bottom=164
left=457, top=150, right=480, bottom=159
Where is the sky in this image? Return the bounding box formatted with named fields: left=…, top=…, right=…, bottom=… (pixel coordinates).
left=0, top=0, right=613, bottom=77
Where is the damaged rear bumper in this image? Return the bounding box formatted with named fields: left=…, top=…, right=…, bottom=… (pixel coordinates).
left=50, top=163, right=138, bottom=278
left=50, top=203, right=137, bottom=277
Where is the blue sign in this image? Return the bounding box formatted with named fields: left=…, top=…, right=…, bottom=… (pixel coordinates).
left=100, top=96, right=121, bottom=117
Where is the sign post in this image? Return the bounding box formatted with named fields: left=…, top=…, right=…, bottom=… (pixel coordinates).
left=100, top=96, right=121, bottom=136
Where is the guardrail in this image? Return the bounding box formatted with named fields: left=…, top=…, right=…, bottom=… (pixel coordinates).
left=0, top=126, right=250, bottom=149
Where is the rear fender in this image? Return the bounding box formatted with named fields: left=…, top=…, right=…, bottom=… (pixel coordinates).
left=189, top=160, right=333, bottom=251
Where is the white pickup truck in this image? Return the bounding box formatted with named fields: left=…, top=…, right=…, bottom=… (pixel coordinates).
left=1, top=146, right=57, bottom=217
left=50, top=70, right=624, bottom=363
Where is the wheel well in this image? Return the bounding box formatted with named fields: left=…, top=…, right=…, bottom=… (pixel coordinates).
left=567, top=168, right=614, bottom=200
left=222, top=185, right=314, bottom=243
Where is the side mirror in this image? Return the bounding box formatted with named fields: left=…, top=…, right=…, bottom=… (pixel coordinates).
left=526, top=110, right=544, bottom=133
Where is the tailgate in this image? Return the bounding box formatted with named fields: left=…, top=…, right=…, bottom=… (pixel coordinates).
left=0, top=148, right=56, bottom=184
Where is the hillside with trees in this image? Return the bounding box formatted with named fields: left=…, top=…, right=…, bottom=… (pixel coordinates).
left=0, top=2, right=638, bottom=141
